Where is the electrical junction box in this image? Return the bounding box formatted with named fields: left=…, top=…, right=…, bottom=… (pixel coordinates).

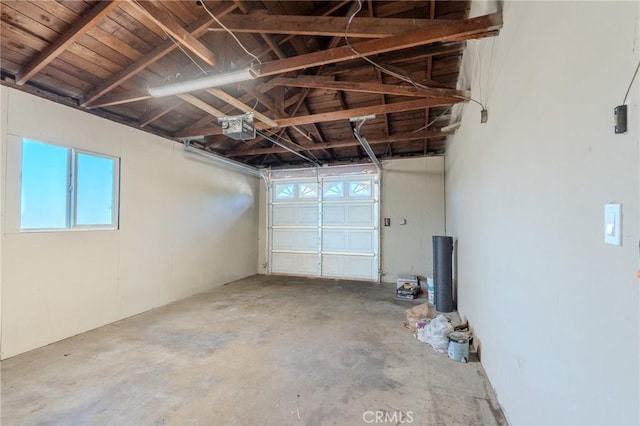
left=219, top=114, right=256, bottom=140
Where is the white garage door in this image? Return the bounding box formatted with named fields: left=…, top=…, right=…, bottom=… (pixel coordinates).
left=269, top=167, right=379, bottom=281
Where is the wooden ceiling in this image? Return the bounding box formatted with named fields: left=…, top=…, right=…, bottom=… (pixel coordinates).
left=0, top=0, right=502, bottom=168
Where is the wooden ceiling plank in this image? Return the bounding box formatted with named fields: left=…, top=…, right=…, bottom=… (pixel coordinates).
left=256, top=12, right=502, bottom=77
left=81, top=2, right=237, bottom=107
left=15, top=0, right=122, bottom=85
left=229, top=130, right=444, bottom=156
left=133, top=0, right=216, bottom=67
left=270, top=76, right=467, bottom=99
left=206, top=14, right=459, bottom=38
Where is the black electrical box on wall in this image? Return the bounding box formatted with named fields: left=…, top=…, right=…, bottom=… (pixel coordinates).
left=614, top=105, right=627, bottom=134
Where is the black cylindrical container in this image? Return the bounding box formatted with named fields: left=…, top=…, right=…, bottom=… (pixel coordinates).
left=433, top=236, right=454, bottom=312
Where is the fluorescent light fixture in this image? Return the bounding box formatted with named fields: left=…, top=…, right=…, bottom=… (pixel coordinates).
left=148, top=67, right=257, bottom=98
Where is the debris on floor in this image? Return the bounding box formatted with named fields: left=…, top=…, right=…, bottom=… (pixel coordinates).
left=405, top=309, right=475, bottom=362
left=448, top=330, right=472, bottom=363
left=403, top=303, right=435, bottom=332
left=396, top=274, right=420, bottom=299
left=416, top=314, right=453, bottom=353
left=396, top=282, right=420, bottom=299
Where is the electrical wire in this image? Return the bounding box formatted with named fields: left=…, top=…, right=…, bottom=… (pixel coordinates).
left=200, top=1, right=262, bottom=65
left=471, top=40, right=484, bottom=106
left=133, top=0, right=209, bottom=78
left=265, top=130, right=322, bottom=163
left=622, top=60, right=640, bottom=105
left=199, top=1, right=263, bottom=113
left=412, top=104, right=454, bottom=133
left=343, top=0, right=486, bottom=110
left=166, top=32, right=209, bottom=77
left=256, top=130, right=321, bottom=165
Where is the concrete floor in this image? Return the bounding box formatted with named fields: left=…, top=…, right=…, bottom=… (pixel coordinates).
left=1, top=275, right=506, bottom=425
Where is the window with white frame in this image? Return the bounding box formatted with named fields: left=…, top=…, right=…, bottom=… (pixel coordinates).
left=20, top=139, right=120, bottom=230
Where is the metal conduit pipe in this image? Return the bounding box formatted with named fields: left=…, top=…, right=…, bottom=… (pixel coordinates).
left=184, top=139, right=266, bottom=181
left=350, top=115, right=382, bottom=173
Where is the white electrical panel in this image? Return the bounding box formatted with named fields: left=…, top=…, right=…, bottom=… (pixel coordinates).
left=604, top=203, right=622, bottom=246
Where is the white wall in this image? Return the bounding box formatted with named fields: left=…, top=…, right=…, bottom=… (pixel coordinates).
left=446, top=2, right=639, bottom=424
left=381, top=157, right=445, bottom=281
left=0, top=87, right=259, bottom=359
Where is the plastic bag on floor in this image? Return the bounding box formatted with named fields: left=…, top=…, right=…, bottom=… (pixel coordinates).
left=416, top=314, right=453, bottom=353
left=404, top=303, right=435, bottom=332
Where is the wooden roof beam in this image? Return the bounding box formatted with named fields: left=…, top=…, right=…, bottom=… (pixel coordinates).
left=176, top=96, right=461, bottom=138
left=86, top=89, right=151, bottom=109
left=206, top=14, right=460, bottom=38
left=321, top=42, right=465, bottom=75
left=256, top=12, right=502, bottom=77
left=177, top=94, right=226, bottom=117
left=205, top=88, right=278, bottom=127
left=270, top=76, right=469, bottom=99
left=81, top=2, right=237, bottom=107
left=133, top=1, right=217, bottom=67
left=16, top=0, right=122, bottom=85
left=227, top=130, right=445, bottom=156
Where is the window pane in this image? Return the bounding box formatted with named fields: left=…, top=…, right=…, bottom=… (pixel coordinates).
left=349, top=180, right=372, bottom=197
left=274, top=183, right=294, bottom=200
left=76, top=153, right=116, bottom=226
left=298, top=183, right=317, bottom=199
left=323, top=181, right=344, bottom=198
left=21, top=140, right=69, bottom=229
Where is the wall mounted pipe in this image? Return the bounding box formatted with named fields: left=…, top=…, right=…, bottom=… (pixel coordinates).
left=184, top=139, right=266, bottom=181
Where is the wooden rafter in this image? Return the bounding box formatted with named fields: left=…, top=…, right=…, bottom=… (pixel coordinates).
left=322, top=42, right=466, bottom=75
left=176, top=96, right=461, bottom=138
left=177, top=94, right=226, bottom=117
left=81, top=2, right=238, bottom=107
left=206, top=14, right=460, bottom=38
left=205, top=88, right=278, bottom=127
left=15, top=0, right=122, bottom=85
left=81, top=12, right=500, bottom=109
left=270, top=76, right=469, bottom=99
left=133, top=1, right=217, bottom=67
left=228, top=130, right=445, bottom=156
left=256, top=12, right=502, bottom=77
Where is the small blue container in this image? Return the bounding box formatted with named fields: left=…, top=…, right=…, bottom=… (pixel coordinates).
left=448, top=331, right=470, bottom=363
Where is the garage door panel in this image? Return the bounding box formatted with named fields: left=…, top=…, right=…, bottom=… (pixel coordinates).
left=323, top=231, right=346, bottom=251
left=347, top=205, right=375, bottom=225
left=272, top=229, right=318, bottom=251
left=272, top=229, right=296, bottom=249
left=322, top=205, right=346, bottom=225
left=322, top=255, right=375, bottom=279
left=322, top=230, right=374, bottom=253
left=270, top=172, right=378, bottom=282
left=323, top=204, right=374, bottom=226
left=273, top=205, right=317, bottom=226
left=272, top=253, right=320, bottom=275
left=348, top=231, right=374, bottom=252
left=298, top=206, right=318, bottom=224
left=273, top=206, right=296, bottom=225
